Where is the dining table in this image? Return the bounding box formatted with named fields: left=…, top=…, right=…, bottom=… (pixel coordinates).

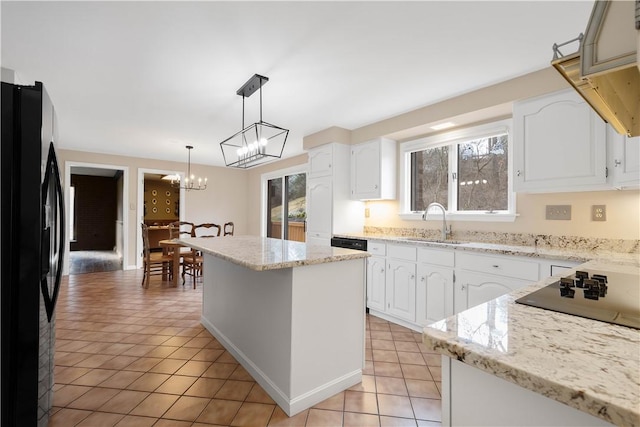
left=158, top=239, right=188, bottom=287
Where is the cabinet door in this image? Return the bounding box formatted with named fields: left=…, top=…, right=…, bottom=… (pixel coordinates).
left=416, top=264, right=454, bottom=327
left=306, top=176, right=332, bottom=237
left=366, top=256, right=386, bottom=311
left=513, top=89, right=607, bottom=192
left=609, top=129, right=640, bottom=189
left=385, top=260, right=416, bottom=322
left=455, top=271, right=532, bottom=314
left=351, top=140, right=381, bottom=199
left=308, top=145, right=333, bottom=179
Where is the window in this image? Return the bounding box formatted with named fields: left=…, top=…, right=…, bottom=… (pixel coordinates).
left=401, top=119, right=515, bottom=221
left=262, top=166, right=307, bottom=241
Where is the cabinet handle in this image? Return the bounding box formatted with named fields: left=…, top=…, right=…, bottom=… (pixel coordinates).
left=516, top=170, right=521, bottom=177
left=380, top=268, right=385, bottom=273
left=374, top=184, right=378, bottom=189
left=492, top=264, right=500, bottom=268
left=420, top=276, right=425, bottom=282
left=614, top=159, right=621, bottom=168
left=410, top=274, right=415, bottom=280
left=328, top=163, right=332, bottom=168
left=461, top=284, right=466, bottom=291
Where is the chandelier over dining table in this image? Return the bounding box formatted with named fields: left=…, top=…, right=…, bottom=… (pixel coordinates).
left=164, top=145, right=207, bottom=191
left=219, top=74, right=289, bottom=169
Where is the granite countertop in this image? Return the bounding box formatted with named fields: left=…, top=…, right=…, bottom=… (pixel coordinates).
left=336, top=233, right=640, bottom=264
left=423, top=259, right=640, bottom=426
left=177, top=235, right=369, bottom=271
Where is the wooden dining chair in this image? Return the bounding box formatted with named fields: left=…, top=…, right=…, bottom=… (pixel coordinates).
left=141, top=224, right=174, bottom=288
left=193, top=223, right=221, bottom=238
left=223, top=222, right=234, bottom=236
left=168, top=221, right=195, bottom=239
left=168, top=221, right=195, bottom=278
left=182, top=223, right=221, bottom=288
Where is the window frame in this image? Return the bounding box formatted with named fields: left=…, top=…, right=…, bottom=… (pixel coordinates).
left=399, top=119, right=517, bottom=222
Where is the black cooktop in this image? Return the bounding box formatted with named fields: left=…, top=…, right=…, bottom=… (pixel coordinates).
left=515, top=269, right=640, bottom=330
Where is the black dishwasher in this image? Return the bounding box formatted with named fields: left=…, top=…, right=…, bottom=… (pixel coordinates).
left=330, top=236, right=368, bottom=251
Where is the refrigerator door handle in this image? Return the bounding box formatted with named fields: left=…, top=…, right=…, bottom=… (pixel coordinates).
left=40, top=142, right=64, bottom=322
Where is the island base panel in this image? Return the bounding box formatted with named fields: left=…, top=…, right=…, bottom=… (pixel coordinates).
left=446, top=359, right=613, bottom=426
left=201, top=255, right=365, bottom=416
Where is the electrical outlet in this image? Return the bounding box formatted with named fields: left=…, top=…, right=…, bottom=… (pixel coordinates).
left=545, top=205, right=572, bottom=220
left=592, top=205, right=606, bottom=221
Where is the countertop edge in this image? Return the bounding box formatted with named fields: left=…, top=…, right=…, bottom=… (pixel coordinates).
left=177, top=237, right=369, bottom=271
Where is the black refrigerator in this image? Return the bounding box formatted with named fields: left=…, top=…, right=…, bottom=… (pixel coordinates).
left=1, top=81, right=64, bottom=426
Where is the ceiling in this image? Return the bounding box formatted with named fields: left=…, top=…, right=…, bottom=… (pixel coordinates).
left=1, top=1, right=594, bottom=167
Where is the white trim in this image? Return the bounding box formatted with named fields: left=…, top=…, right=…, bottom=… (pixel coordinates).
left=136, top=167, right=186, bottom=269
left=260, top=164, right=309, bottom=238
left=399, top=119, right=517, bottom=222
left=64, top=161, right=129, bottom=275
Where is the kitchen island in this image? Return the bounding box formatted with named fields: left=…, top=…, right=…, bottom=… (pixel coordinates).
left=423, top=259, right=640, bottom=427
left=177, top=236, right=369, bottom=416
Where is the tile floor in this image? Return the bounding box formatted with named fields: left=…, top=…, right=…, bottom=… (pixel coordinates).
left=50, top=269, right=442, bottom=426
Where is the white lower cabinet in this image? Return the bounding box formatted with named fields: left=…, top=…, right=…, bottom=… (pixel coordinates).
left=366, top=256, right=386, bottom=312
left=385, top=259, right=416, bottom=322
left=454, top=252, right=539, bottom=314
left=454, top=270, right=532, bottom=314
left=416, top=247, right=455, bottom=327
left=365, top=240, right=548, bottom=331
left=416, top=264, right=454, bottom=326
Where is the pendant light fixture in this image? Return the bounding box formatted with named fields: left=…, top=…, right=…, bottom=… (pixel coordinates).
left=220, top=74, right=289, bottom=169
left=163, top=145, right=207, bottom=191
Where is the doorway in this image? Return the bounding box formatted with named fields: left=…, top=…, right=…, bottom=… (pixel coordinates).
left=64, top=162, right=129, bottom=275
left=262, top=166, right=307, bottom=241
left=136, top=168, right=185, bottom=269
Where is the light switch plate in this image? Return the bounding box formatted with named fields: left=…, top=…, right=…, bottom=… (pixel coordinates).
left=546, top=205, right=572, bottom=220
left=592, top=205, right=606, bottom=221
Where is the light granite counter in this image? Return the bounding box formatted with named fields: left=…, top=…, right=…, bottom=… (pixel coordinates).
left=178, top=235, right=369, bottom=271
left=335, top=232, right=640, bottom=264
left=423, top=260, right=640, bottom=426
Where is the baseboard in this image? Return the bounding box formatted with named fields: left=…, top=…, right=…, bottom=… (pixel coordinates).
left=125, top=264, right=138, bottom=271
left=201, top=316, right=361, bottom=416
left=368, top=309, right=423, bottom=332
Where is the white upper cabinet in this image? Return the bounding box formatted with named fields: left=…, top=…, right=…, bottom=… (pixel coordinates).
left=608, top=128, right=640, bottom=189
left=306, top=143, right=364, bottom=246
left=308, top=144, right=334, bottom=179
left=513, top=89, right=607, bottom=193
left=350, top=137, right=396, bottom=200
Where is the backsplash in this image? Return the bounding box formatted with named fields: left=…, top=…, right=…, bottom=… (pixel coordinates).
left=362, top=226, right=640, bottom=254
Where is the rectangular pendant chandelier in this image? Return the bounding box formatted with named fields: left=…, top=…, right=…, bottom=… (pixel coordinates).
left=220, top=74, right=289, bottom=169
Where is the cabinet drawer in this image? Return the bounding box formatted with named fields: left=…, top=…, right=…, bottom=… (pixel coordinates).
left=387, top=244, right=417, bottom=261
left=417, top=247, right=454, bottom=267
left=368, top=241, right=386, bottom=256
left=457, top=252, right=538, bottom=281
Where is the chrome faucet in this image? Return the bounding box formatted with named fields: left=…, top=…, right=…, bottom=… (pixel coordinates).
left=422, top=202, right=451, bottom=241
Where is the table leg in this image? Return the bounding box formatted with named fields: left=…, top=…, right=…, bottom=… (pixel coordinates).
left=172, top=250, right=180, bottom=287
